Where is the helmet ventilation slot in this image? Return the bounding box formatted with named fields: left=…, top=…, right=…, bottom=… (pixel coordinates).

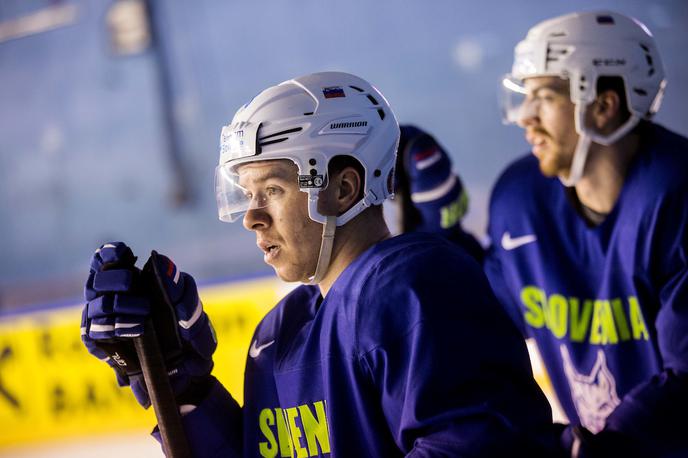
left=639, top=43, right=656, bottom=76
left=258, top=127, right=303, bottom=148
left=259, top=127, right=303, bottom=141
left=596, top=15, right=615, bottom=25
left=259, top=138, right=288, bottom=147
left=546, top=44, right=570, bottom=63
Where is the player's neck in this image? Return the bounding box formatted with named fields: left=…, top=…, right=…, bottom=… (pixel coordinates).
left=318, top=209, right=391, bottom=296
left=574, top=132, right=641, bottom=214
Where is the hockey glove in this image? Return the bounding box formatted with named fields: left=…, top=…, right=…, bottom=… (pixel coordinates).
left=81, top=242, right=217, bottom=408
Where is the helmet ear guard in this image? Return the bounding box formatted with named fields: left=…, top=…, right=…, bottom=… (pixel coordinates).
left=304, top=144, right=397, bottom=226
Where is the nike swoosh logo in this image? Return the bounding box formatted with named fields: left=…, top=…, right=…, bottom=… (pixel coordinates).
left=501, top=232, right=537, bottom=251
left=249, top=339, right=275, bottom=358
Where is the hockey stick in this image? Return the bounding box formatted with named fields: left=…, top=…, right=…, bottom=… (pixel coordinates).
left=134, top=250, right=192, bottom=458
left=134, top=325, right=191, bottom=458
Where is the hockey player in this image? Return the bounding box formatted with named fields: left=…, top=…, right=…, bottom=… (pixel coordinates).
left=392, top=125, right=483, bottom=263
left=489, top=10, right=688, bottom=457
left=81, top=72, right=558, bottom=456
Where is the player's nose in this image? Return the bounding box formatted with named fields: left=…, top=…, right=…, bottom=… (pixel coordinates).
left=243, top=206, right=270, bottom=232
left=516, top=100, right=540, bottom=128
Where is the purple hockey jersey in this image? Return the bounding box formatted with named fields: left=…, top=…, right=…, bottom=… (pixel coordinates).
left=485, top=123, right=688, bottom=455
left=174, top=232, right=557, bottom=457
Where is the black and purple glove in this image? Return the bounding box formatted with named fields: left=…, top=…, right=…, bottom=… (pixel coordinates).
left=80, top=242, right=217, bottom=408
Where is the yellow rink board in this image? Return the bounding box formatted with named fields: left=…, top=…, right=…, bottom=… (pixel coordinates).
left=0, top=275, right=287, bottom=448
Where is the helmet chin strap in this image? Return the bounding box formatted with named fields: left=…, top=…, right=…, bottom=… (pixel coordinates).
left=559, top=103, right=640, bottom=187
left=306, top=215, right=336, bottom=285
left=303, top=187, right=376, bottom=285
left=559, top=133, right=591, bottom=187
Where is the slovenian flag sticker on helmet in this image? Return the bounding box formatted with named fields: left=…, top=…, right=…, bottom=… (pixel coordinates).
left=323, top=86, right=345, bottom=98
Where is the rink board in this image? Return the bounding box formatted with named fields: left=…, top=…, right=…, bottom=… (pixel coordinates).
left=0, top=275, right=286, bottom=447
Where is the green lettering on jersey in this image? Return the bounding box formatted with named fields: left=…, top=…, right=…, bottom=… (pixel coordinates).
left=546, top=294, right=568, bottom=338
left=298, top=400, right=331, bottom=455
left=590, top=300, right=618, bottom=344
left=611, top=298, right=632, bottom=341
left=519, top=288, right=650, bottom=346
left=259, top=408, right=278, bottom=458
left=569, top=298, right=593, bottom=342
left=285, top=407, right=308, bottom=457
left=629, top=297, right=649, bottom=341
left=275, top=408, right=293, bottom=457
left=521, top=286, right=545, bottom=328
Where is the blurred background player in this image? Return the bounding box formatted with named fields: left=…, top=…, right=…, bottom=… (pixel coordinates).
left=81, top=72, right=559, bottom=456
left=487, top=10, right=688, bottom=457
left=392, top=125, right=483, bottom=262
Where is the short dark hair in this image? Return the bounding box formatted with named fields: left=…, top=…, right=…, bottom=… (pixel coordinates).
left=596, top=76, right=631, bottom=123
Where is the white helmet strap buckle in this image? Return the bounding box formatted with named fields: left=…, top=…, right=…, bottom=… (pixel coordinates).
left=306, top=187, right=376, bottom=227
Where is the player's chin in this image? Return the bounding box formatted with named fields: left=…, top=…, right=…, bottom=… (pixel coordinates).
left=535, top=154, right=562, bottom=177
left=537, top=160, right=559, bottom=177
left=272, top=264, right=312, bottom=284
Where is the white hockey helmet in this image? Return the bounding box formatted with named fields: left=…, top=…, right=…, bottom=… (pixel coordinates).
left=500, top=11, right=666, bottom=185
left=215, top=71, right=400, bottom=225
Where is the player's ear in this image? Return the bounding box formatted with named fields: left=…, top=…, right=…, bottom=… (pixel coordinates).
left=591, top=89, right=622, bottom=133
left=319, top=166, right=362, bottom=216
left=335, top=166, right=362, bottom=215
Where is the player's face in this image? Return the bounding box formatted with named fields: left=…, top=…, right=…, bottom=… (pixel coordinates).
left=239, top=160, right=323, bottom=283
left=518, top=77, right=579, bottom=178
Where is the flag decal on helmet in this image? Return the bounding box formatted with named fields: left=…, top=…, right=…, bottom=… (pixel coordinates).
left=323, top=86, right=345, bottom=98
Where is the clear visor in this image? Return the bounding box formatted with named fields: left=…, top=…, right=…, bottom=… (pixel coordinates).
left=214, top=163, right=284, bottom=223
left=499, top=74, right=528, bottom=124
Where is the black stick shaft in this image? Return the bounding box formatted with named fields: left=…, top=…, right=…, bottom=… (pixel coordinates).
left=134, top=322, right=192, bottom=458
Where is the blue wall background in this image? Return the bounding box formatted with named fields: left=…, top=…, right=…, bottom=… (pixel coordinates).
left=1, top=0, right=687, bottom=309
